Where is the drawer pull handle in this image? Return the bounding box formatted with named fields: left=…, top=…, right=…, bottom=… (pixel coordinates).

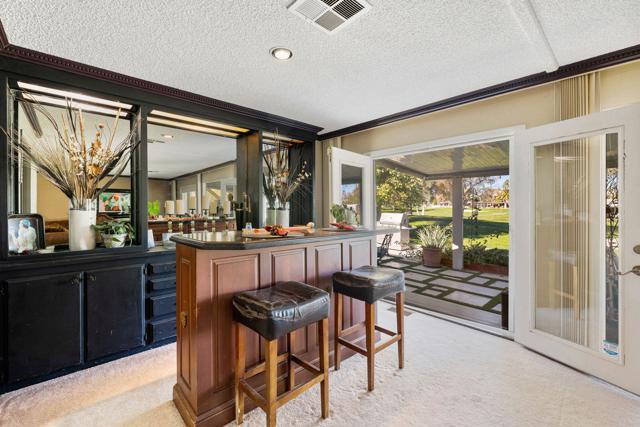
left=180, top=311, right=188, bottom=328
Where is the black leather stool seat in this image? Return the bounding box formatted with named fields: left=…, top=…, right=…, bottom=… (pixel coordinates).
left=233, top=281, right=330, bottom=341
left=333, top=266, right=405, bottom=304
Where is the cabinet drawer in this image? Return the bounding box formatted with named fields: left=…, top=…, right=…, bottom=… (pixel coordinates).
left=147, top=317, right=176, bottom=343
left=148, top=293, right=176, bottom=317
left=147, top=276, right=176, bottom=292
left=147, top=262, right=176, bottom=276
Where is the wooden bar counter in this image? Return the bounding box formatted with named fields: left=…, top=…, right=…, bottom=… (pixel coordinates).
left=170, top=228, right=394, bottom=427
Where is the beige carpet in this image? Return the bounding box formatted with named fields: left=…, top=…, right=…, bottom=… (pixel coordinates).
left=1, top=303, right=639, bottom=427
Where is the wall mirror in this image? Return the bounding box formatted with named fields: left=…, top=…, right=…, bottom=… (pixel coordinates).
left=7, top=81, right=136, bottom=255
left=146, top=110, right=248, bottom=243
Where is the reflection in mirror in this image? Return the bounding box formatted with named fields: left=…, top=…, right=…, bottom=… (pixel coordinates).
left=11, top=97, right=132, bottom=253
left=341, top=164, right=363, bottom=224
left=146, top=122, right=238, bottom=244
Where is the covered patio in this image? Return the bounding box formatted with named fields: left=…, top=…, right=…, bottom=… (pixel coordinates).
left=376, top=138, right=510, bottom=328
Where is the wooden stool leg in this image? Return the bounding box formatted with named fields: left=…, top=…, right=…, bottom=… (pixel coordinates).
left=265, top=338, right=278, bottom=427
left=334, top=293, right=343, bottom=371
left=396, top=292, right=405, bottom=369
left=234, top=322, right=246, bottom=425
left=287, top=332, right=295, bottom=391
left=365, top=302, right=376, bottom=391
left=318, top=318, right=330, bottom=418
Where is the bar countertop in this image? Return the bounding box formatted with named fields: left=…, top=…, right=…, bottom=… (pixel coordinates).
left=170, top=227, right=398, bottom=250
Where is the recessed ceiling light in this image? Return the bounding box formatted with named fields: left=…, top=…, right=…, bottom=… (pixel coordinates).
left=270, top=47, right=293, bottom=61
left=161, top=133, right=174, bottom=139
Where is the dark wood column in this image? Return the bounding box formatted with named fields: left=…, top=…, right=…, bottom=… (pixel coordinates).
left=289, top=141, right=315, bottom=226
left=237, top=131, right=262, bottom=227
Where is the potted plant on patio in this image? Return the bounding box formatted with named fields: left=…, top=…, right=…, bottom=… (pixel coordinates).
left=416, top=224, right=451, bottom=267
left=92, top=220, right=135, bottom=248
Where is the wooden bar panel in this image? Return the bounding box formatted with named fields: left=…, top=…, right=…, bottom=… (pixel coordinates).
left=173, top=234, right=376, bottom=427
left=271, top=248, right=307, bottom=354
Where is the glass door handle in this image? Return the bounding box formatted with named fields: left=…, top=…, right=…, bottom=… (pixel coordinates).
left=618, top=265, right=640, bottom=276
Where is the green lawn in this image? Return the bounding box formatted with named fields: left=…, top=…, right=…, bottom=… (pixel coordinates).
left=407, top=207, right=509, bottom=249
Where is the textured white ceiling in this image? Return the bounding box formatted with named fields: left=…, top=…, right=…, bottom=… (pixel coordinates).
left=2, top=1, right=639, bottom=134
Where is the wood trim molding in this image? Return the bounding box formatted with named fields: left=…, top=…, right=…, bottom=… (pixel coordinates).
left=320, top=43, right=640, bottom=140
left=0, top=19, right=323, bottom=135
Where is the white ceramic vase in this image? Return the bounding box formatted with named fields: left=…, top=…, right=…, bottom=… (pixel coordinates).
left=266, top=208, right=277, bottom=226
left=68, top=198, right=97, bottom=251
left=276, top=208, right=289, bottom=227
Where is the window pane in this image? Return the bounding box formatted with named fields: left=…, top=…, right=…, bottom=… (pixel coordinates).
left=534, top=132, right=620, bottom=354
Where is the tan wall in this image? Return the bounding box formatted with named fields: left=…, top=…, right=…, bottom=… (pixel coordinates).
left=37, top=175, right=131, bottom=221
left=339, top=60, right=640, bottom=154
left=148, top=179, right=172, bottom=208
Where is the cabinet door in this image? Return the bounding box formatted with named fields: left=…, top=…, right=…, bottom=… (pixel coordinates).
left=6, top=272, right=83, bottom=383
left=86, top=264, right=145, bottom=361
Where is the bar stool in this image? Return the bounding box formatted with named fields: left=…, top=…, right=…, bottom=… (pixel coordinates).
left=233, top=281, right=331, bottom=427
left=332, top=265, right=405, bottom=391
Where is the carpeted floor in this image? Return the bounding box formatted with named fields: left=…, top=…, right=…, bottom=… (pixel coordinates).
left=1, top=303, right=639, bottom=427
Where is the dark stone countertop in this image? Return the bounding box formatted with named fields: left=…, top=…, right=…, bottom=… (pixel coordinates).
left=170, top=227, right=398, bottom=250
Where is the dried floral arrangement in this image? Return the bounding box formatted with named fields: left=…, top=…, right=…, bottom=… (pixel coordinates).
left=262, top=131, right=311, bottom=209
left=5, top=91, right=140, bottom=209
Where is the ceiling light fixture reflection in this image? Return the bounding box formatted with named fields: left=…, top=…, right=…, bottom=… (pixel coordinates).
left=17, top=81, right=132, bottom=110
left=147, top=117, right=239, bottom=138
left=26, top=94, right=129, bottom=117
left=161, top=133, right=174, bottom=139
left=270, top=47, right=293, bottom=61
left=262, top=131, right=303, bottom=143
left=149, top=110, right=249, bottom=133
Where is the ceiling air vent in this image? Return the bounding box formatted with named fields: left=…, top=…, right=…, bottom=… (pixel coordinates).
left=288, top=0, right=371, bottom=34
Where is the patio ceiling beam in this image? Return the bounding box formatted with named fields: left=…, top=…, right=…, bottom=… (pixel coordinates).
left=377, top=158, right=509, bottom=180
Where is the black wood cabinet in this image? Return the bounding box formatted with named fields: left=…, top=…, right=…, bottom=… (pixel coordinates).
left=5, top=272, right=83, bottom=383
left=86, top=264, right=145, bottom=361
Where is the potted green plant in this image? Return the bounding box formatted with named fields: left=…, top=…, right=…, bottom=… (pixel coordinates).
left=92, top=220, right=135, bottom=248
left=416, top=224, right=451, bottom=267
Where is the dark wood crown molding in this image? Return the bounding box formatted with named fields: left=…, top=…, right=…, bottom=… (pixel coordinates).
left=320, top=43, right=640, bottom=140
left=0, top=19, right=323, bottom=135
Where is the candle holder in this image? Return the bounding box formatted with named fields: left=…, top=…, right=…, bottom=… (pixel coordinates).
left=189, top=208, right=196, bottom=217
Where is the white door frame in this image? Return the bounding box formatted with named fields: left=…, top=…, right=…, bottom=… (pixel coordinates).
left=368, top=126, right=523, bottom=335
left=512, top=104, right=640, bottom=395
left=328, top=146, right=375, bottom=228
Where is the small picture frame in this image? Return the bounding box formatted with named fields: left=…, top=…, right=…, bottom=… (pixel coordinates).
left=8, top=214, right=46, bottom=255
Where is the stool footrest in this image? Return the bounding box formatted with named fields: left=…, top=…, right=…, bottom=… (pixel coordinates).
left=244, top=352, right=289, bottom=378
left=277, top=373, right=324, bottom=409
left=375, top=334, right=402, bottom=354
left=375, top=325, right=396, bottom=336
left=291, top=354, right=322, bottom=377
left=239, top=379, right=267, bottom=411
left=337, top=336, right=368, bottom=356
left=340, top=321, right=366, bottom=337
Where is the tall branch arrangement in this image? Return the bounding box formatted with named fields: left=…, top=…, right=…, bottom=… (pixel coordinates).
left=262, top=132, right=310, bottom=209
left=5, top=91, right=140, bottom=209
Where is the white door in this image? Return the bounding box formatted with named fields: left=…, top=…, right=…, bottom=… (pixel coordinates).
left=512, top=104, right=640, bottom=394
left=328, top=147, right=374, bottom=227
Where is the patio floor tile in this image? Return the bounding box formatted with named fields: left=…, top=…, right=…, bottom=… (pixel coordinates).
left=469, top=276, right=490, bottom=285
left=430, top=278, right=502, bottom=297
left=441, top=269, right=473, bottom=278
left=444, top=291, right=491, bottom=306
left=382, top=261, right=412, bottom=269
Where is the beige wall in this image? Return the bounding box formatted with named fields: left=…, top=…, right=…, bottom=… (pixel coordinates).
left=339, top=60, right=640, bottom=154
left=37, top=175, right=131, bottom=221
left=316, top=60, right=640, bottom=223
left=148, top=179, right=172, bottom=208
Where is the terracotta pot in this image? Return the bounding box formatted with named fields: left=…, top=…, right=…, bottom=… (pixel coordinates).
left=422, top=247, right=442, bottom=267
